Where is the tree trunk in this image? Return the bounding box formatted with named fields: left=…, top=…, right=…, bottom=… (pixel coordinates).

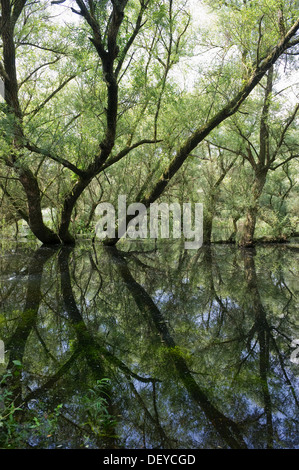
left=228, top=217, right=239, bottom=243
left=203, top=207, right=214, bottom=245
left=240, top=206, right=258, bottom=247
left=19, top=168, right=60, bottom=244
left=239, top=171, right=267, bottom=247
left=203, top=215, right=213, bottom=245
left=58, top=175, right=94, bottom=244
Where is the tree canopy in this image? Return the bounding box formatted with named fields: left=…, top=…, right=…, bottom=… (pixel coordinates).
left=0, top=0, right=298, bottom=246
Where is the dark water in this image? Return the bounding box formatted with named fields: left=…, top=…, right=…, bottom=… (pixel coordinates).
left=0, top=240, right=298, bottom=449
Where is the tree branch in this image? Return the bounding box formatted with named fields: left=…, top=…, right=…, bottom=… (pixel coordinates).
left=270, top=154, right=298, bottom=171
left=204, top=139, right=247, bottom=160
left=18, top=57, right=61, bottom=88
left=0, top=181, right=28, bottom=222
left=11, top=0, right=28, bottom=26
left=259, top=66, right=273, bottom=166
left=25, top=142, right=86, bottom=177
left=115, top=1, right=149, bottom=77
left=101, top=139, right=163, bottom=170
left=270, top=103, right=299, bottom=164
left=18, top=41, right=68, bottom=55
left=25, top=74, right=77, bottom=118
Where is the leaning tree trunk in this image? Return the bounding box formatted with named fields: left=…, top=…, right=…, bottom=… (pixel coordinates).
left=19, top=168, right=60, bottom=245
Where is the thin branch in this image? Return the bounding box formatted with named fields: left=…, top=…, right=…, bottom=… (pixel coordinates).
left=205, top=139, right=247, bottom=159
left=270, top=103, right=299, bottom=163
left=270, top=154, right=298, bottom=171
left=256, top=15, right=265, bottom=65
left=234, top=123, right=259, bottom=159
left=25, top=74, right=77, bottom=118
left=215, top=156, right=238, bottom=188
left=17, top=41, right=68, bottom=55
left=115, top=1, right=149, bottom=77
left=0, top=181, right=28, bottom=222
left=18, top=57, right=61, bottom=88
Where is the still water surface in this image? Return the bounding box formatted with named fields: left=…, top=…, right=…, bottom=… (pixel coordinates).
left=0, top=240, right=298, bottom=449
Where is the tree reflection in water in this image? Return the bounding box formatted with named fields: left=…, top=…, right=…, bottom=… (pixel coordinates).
left=0, top=241, right=298, bottom=449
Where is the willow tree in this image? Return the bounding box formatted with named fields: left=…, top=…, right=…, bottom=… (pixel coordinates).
left=0, top=0, right=298, bottom=245
left=205, top=64, right=298, bottom=246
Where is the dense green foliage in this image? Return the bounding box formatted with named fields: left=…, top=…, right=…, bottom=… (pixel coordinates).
left=0, top=0, right=298, bottom=245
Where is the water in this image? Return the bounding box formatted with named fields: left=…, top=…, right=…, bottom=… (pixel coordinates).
left=0, top=239, right=298, bottom=449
